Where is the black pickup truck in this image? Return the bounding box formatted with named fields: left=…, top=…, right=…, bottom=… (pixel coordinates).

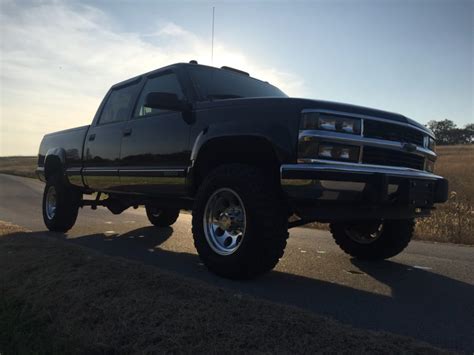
left=37, top=61, right=448, bottom=279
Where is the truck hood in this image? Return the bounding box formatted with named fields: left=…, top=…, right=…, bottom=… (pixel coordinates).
left=196, top=97, right=432, bottom=134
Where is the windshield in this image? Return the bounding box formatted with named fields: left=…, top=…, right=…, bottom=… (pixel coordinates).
left=188, top=66, right=287, bottom=101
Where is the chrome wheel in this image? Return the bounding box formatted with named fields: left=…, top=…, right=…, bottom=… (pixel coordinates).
left=203, top=188, right=246, bottom=256
left=345, top=222, right=384, bottom=244
left=45, top=186, right=57, bottom=220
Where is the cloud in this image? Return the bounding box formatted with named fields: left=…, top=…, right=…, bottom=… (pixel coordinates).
left=0, top=1, right=305, bottom=155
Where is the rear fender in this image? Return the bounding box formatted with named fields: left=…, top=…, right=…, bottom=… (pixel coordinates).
left=43, top=148, right=67, bottom=181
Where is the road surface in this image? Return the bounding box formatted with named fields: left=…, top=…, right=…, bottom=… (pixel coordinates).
left=1, top=174, right=473, bottom=353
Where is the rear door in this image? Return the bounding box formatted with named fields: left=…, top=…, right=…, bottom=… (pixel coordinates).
left=83, top=80, right=141, bottom=190
left=118, top=70, right=191, bottom=195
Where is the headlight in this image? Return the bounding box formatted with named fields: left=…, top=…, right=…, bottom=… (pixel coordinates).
left=300, top=112, right=361, bottom=135
left=428, top=137, right=436, bottom=152
left=299, top=138, right=360, bottom=163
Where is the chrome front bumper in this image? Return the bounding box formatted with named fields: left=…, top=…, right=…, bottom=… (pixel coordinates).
left=281, top=162, right=448, bottom=206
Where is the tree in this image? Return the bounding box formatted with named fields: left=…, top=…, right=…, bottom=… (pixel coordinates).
left=427, top=119, right=456, bottom=144
left=463, top=123, right=474, bottom=144
left=426, top=119, right=474, bottom=145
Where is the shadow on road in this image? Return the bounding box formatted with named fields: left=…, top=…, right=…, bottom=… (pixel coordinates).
left=43, top=227, right=473, bottom=353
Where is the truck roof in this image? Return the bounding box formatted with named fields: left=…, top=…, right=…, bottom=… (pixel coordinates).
left=110, top=62, right=267, bottom=90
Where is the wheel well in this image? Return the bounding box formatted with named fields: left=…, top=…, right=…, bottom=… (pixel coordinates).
left=192, top=136, right=282, bottom=195
left=44, top=155, right=63, bottom=180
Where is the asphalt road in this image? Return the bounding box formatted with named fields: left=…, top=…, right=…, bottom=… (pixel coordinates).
left=1, top=173, right=473, bottom=353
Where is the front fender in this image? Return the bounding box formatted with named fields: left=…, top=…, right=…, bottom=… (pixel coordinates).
left=190, top=120, right=293, bottom=164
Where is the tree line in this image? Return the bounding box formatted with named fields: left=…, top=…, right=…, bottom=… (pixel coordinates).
left=427, top=119, right=473, bottom=145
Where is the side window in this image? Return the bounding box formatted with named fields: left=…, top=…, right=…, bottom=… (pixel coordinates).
left=98, top=83, right=139, bottom=125
left=134, top=72, right=184, bottom=117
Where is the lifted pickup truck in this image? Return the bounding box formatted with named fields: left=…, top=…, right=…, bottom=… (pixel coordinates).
left=37, top=62, right=448, bottom=279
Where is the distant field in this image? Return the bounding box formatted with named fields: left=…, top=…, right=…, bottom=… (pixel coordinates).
left=0, top=156, right=37, bottom=179
left=414, top=145, right=474, bottom=244
left=1, top=145, right=473, bottom=244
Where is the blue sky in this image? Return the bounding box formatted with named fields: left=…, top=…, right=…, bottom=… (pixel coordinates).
left=0, top=0, right=472, bottom=155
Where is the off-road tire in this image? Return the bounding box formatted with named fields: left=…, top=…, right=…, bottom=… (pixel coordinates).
left=145, top=206, right=180, bottom=227
left=192, top=164, right=289, bottom=279
left=330, top=219, right=415, bottom=260
left=42, top=174, right=81, bottom=232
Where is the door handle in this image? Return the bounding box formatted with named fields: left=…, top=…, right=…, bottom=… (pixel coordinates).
left=88, top=134, right=96, bottom=141
left=123, top=128, right=132, bottom=137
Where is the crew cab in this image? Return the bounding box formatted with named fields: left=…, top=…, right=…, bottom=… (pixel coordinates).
left=37, top=62, right=448, bottom=279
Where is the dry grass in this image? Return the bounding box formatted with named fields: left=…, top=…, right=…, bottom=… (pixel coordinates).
left=0, top=222, right=447, bottom=354
left=0, top=221, right=29, bottom=236
left=415, top=145, right=474, bottom=245
left=0, top=156, right=37, bottom=179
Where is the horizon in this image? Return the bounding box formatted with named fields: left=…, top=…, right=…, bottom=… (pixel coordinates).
left=1, top=0, right=472, bottom=155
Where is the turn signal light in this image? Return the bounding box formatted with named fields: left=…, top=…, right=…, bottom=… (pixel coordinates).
left=298, top=139, right=360, bottom=163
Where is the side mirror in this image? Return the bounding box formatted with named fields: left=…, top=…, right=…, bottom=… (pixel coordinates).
left=144, top=92, right=189, bottom=111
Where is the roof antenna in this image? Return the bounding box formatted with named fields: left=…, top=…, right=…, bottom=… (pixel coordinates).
left=211, top=6, right=215, bottom=65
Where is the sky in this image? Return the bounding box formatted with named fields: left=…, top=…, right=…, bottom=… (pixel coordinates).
left=0, top=0, right=472, bottom=156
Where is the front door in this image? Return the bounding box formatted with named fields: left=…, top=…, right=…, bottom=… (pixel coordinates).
left=119, top=71, right=191, bottom=195
left=83, top=80, right=141, bottom=191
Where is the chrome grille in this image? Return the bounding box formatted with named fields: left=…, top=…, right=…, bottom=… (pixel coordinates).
left=363, top=120, right=425, bottom=147
left=297, top=109, right=435, bottom=172
left=362, top=146, right=425, bottom=170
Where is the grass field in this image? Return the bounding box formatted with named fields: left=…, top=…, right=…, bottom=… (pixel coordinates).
left=0, top=222, right=446, bottom=353
left=1, top=145, right=473, bottom=244
left=0, top=156, right=37, bottom=178
left=414, top=145, right=474, bottom=244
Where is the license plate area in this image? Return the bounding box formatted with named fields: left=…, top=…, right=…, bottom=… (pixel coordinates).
left=399, top=179, right=435, bottom=206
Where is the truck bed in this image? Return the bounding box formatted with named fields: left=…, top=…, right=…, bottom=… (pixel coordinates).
left=37, top=125, right=90, bottom=182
